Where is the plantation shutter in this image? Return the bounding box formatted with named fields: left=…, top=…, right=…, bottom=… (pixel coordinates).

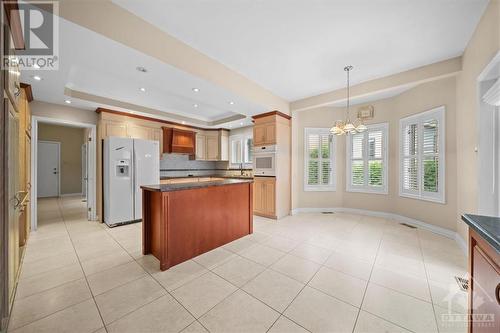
left=351, top=133, right=364, bottom=186
left=368, top=130, right=383, bottom=186
left=305, top=129, right=335, bottom=190
left=347, top=123, right=388, bottom=193
left=403, top=123, right=419, bottom=192
left=422, top=119, right=439, bottom=193
left=399, top=106, right=445, bottom=203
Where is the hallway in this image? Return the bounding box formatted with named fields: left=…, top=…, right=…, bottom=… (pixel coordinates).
left=8, top=197, right=468, bottom=333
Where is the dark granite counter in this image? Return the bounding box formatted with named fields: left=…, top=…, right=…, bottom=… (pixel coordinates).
left=142, top=178, right=253, bottom=192
left=160, top=175, right=253, bottom=180
left=462, top=214, right=500, bottom=252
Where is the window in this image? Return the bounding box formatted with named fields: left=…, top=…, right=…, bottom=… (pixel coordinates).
left=229, top=135, right=253, bottom=168
left=346, top=123, right=389, bottom=194
left=400, top=106, right=445, bottom=203
left=304, top=128, right=336, bottom=191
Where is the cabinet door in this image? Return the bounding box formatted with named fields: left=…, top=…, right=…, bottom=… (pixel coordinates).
left=264, top=180, right=276, bottom=215
left=253, top=180, right=264, bottom=214
left=265, top=123, right=276, bottom=145
left=471, top=245, right=500, bottom=333
left=6, top=98, right=20, bottom=306
left=196, top=134, right=206, bottom=160
left=103, top=121, right=127, bottom=138
left=206, top=136, right=219, bottom=160
left=254, top=125, right=266, bottom=146
left=152, top=128, right=162, bottom=155
left=127, top=125, right=152, bottom=140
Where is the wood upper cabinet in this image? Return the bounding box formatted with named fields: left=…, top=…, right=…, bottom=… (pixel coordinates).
left=195, top=134, right=206, bottom=160
left=253, top=123, right=276, bottom=146
left=469, top=229, right=500, bottom=333
left=102, top=120, right=127, bottom=137
left=162, top=127, right=196, bottom=154
left=127, top=124, right=153, bottom=140
left=195, top=132, right=220, bottom=161
left=253, top=177, right=276, bottom=217
left=206, top=136, right=219, bottom=160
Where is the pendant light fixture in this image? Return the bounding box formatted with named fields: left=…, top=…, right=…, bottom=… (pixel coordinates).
left=330, top=66, right=367, bottom=135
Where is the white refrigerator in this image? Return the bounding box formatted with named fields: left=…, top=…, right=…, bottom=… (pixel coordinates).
left=104, top=137, right=160, bottom=227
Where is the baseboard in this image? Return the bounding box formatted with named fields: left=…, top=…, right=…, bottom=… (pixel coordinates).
left=59, top=192, right=83, bottom=197
left=291, top=207, right=467, bottom=255
left=454, top=233, right=468, bottom=254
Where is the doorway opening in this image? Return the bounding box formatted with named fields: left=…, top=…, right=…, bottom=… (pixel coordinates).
left=31, top=116, right=97, bottom=230
left=477, top=50, right=500, bottom=216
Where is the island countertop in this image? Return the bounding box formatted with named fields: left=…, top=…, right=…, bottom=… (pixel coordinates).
left=141, top=178, right=253, bottom=192
left=462, top=214, right=500, bottom=252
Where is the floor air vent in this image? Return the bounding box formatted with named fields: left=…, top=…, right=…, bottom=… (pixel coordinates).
left=399, top=223, right=417, bottom=229
left=455, top=276, right=469, bottom=292
left=322, top=212, right=334, bottom=214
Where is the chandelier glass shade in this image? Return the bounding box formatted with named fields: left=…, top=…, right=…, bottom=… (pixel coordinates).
left=330, top=66, right=367, bottom=135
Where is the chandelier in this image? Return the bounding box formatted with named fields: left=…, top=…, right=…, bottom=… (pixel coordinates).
left=330, top=66, right=367, bottom=135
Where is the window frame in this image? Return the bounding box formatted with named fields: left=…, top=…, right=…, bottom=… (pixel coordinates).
left=304, top=128, right=336, bottom=192
left=399, top=106, right=446, bottom=204
left=346, top=123, right=389, bottom=194
left=229, top=134, right=253, bottom=169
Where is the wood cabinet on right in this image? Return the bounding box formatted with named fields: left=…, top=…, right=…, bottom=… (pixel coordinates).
left=253, top=177, right=276, bottom=218
left=468, top=229, right=500, bottom=333
left=253, top=123, right=276, bottom=146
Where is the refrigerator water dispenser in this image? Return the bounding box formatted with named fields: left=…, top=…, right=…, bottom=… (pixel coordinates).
left=115, top=160, right=130, bottom=177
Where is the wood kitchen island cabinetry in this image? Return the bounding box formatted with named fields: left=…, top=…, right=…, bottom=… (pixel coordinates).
left=141, top=179, right=253, bottom=271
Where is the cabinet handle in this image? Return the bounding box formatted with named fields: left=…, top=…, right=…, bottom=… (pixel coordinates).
left=496, top=283, right=500, bottom=306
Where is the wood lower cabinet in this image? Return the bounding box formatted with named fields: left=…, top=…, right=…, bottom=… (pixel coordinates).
left=469, top=229, right=500, bottom=333
left=253, top=123, right=276, bottom=146
left=253, top=176, right=276, bottom=218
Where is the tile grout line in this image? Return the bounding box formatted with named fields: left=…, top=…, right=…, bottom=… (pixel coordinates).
left=416, top=228, right=442, bottom=333
left=99, top=215, right=207, bottom=332
left=349, top=220, right=384, bottom=333
left=57, top=198, right=109, bottom=333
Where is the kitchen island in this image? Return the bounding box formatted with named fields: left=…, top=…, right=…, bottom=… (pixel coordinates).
left=141, top=179, right=253, bottom=270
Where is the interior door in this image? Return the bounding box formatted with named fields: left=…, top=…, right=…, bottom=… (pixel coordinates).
left=82, top=143, right=88, bottom=199
left=37, top=141, right=59, bottom=198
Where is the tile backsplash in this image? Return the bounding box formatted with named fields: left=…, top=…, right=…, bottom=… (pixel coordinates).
left=159, top=153, right=252, bottom=178
left=160, top=153, right=217, bottom=170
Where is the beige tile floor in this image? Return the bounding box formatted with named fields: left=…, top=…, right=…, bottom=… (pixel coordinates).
left=7, top=197, right=469, bottom=333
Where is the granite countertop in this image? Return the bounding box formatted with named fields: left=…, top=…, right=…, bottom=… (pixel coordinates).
left=142, top=178, right=253, bottom=192
left=160, top=175, right=254, bottom=180
left=462, top=214, right=500, bottom=252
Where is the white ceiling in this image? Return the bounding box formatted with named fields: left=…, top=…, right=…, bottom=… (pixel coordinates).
left=114, top=0, right=489, bottom=101
left=20, top=13, right=265, bottom=129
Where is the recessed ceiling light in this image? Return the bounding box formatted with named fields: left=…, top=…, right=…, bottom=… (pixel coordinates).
left=181, top=121, right=186, bottom=124
left=192, top=88, right=199, bottom=92
left=193, top=104, right=199, bottom=108
left=229, top=101, right=235, bottom=105
left=139, top=87, right=146, bottom=92
left=136, top=66, right=147, bottom=73
left=240, top=122, right=243, bottom=126
left=64, top=100, right=71, bottom=104
left=32, top=75, right=42, bottom=81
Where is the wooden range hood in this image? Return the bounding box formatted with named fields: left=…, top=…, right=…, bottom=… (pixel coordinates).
left=162, top=127, right=196, bottom=154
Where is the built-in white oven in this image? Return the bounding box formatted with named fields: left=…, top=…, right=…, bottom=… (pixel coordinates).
left=253, top=145, right=276, bottom=176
